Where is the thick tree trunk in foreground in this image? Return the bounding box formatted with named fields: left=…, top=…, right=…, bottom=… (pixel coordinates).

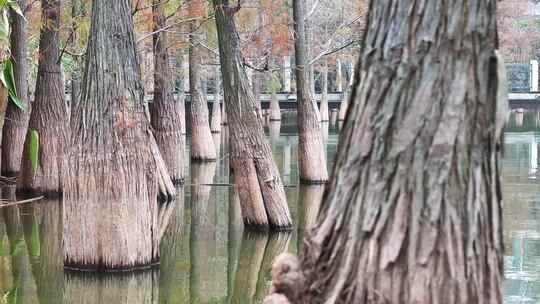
left=267, top=1, right=506, bottom=303
left=213, top=0, right=292, bottom=230
left=293, top=0, right=328, bottom=183
left=319, top=59, right=329, bottom=122
left=70, top=0, right=85, bottom=113
left=189, top=0, right=216, bottom=161
left=19, top=0, right=68, bottom=194
left=2, top=0, right=30, bottom=176
left=151, top=0, right=185, bottom=183
left=63, top=0, right=175, bottom=270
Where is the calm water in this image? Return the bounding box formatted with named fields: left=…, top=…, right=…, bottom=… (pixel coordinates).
left=0, top=113, right=537, bottom=303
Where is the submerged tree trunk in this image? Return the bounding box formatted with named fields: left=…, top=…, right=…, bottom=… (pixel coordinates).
left=319, top=59, right=329, bottom=122
left=2, top=0, right=30, bottom=176
left=338, top=89, right=348, bottom=121
left=19, top=0, right=68, bottom=194
left=63, top=0, right=175, bottom=270
left=267, top=1, right=506, bottom=303
left=293, top=0, right=328, bottom=183
left=189, top=0, right=216, bottom=161
left=213, top=1, right=292, bottom=230
left=150, top=0, right=185, bottom=183
left=269, top=79, right=281, bottom=121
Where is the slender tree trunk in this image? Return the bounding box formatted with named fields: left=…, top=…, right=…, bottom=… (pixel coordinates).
left=338, top=89, right=348, bottom=121
left=268, top=1, right=506, bottom=303
left=319, top=59, right=329, bottom=122
left=269, top=75, right=281, bottom=121
left=293, top=0, right=328, bottom=183
left=151, top=0, right=185, bottom=183
left=253, top=71, right=263, bottom=119
left=330, top=108, right=338, bottom=126
left=19, top=0, right=68, bottom=194
left=211, top=69, right=222, bottom=133
left=63, top=0, right=175, bottom=270
left=213, top=1, right=292, bottom=230
left=2, top=0, right=30, bottom=176
left=189, top=0, right=216, bottom=161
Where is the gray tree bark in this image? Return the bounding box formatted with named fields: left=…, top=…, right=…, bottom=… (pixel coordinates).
left=189, top=0, right=216, bottom=161
left=19, top=0, right=68, bottom=195
left=268, top=1, right=506, bottom=303
left=293, top=0, right=328, bottom=183
left=319, top=59, right=329, bottom=122
left=213, top=0, right=292, bottom=230
left=151, top=0, right=185, bottom=183
left=63, top=0, right=175, bottom=270
left=2, top=0, right=30, bottom=176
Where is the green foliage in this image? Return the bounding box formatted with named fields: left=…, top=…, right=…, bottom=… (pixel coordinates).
left=29, top=129, right=39, bottom=174
left=1, top=58, right=24, bottom=110
left=30, top=217, right=40, bottom=257
left=9, top=238, right=24, bottom=256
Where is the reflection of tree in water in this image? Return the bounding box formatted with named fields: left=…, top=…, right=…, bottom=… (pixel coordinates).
left=64, top=270, right=159, bottom=303
left=159, top=186, right=188, bottom=304
left=231, top=231, right=290, bottom=304
left=22, top=199, right=63, bottom=304
left=190, top=162, right=228, bottom=303
left=2, top=197, right=38, bottom=304
left=297, top=185, right=325, bottom=252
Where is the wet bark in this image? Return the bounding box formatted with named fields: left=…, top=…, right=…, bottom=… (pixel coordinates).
left=19, top=0, right=68, bottom=195
left=63, top=0, right=175, bottom=270
left=293, top=0, right=328, bottom=183
left=189, top=0, right=216, bottom=161
left=213, top=1, right=292, bottom=230
left=2, top=0, right=30, bottom=176
left=284, top=1, right=504, bottom=303
left=151, top=0, right=185, bottom=183
left=319, top=59, right=329, bottom=122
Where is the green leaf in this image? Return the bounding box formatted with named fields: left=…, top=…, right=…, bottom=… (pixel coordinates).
left=9, top=238, right=24, bottom=256
left=30, top=217, right=40, bottom=257
left=2, top=59, right=24, bottom=110
left=29, top=129, right=39, bottom=174
left=7, top=1, right=24, bottom=19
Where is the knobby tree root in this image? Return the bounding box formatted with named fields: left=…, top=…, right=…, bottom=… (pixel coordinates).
left=264, top=253, right=307, bottom=304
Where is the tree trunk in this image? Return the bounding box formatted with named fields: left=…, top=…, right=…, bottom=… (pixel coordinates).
left=63, top=0, right=175, bottom=271
left=319, top=59, right=329, bottom=122
left=150, top=0, right=185, bottom=183
left=0, top=86, right=9, bottom=169
left=189, top=0, right=216, bottom=161
left=330, top=108, right=338, bottom=126
left=211, top=71, right=222, bottom=133
left=268, top=1, right=506, bottom=303
left=2, top=0, right=30, bottom=176
left=70, top=0, right=85, bottom=115
left=269, top=83, right=281, bottom=121
left=253, top=71, right=263, bottom=119
left=213, top=1, right=292, bottom=230
left=338, top=89, right=348, bottom=121
left=221, top=97, right=228, bottom=125
left=293, top=0, right=328, bottom=183
left=19, top=0, right=68, bottom=195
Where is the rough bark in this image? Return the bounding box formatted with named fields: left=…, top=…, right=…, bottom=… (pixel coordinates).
left=319, top=59, right=330, bottom=122
left=189, top=0, right=216, bottom=161
left=2, top=0, right=30, bottom=176
left=19, top=0, right=68, bottom=194
left=293, top=0, right=328, bottom=183
left=150, top=0, right=185, bottom=183
left=268, top=1, right=506, bottom=303
left=213, top=1, right=292, bottom=230
left=63, top=0, right=175, bottom=270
